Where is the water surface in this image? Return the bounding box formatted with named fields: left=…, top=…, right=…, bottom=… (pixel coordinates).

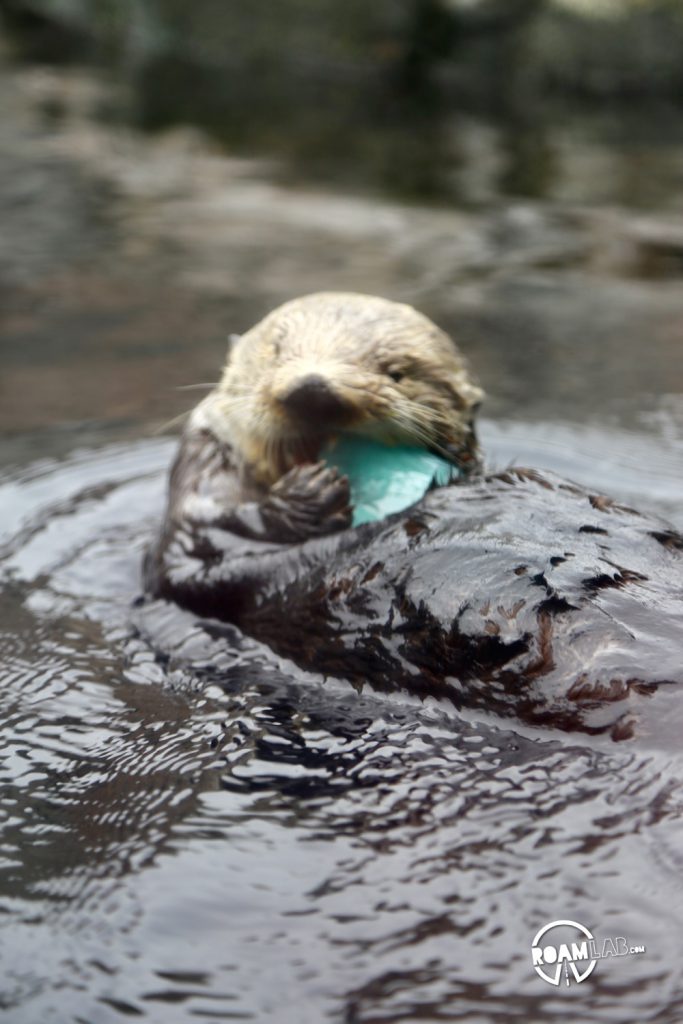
left=1, top=422, right=682, bottom=1022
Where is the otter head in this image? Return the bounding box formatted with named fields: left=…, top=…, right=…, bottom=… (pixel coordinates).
left=207, top=292, right=484, bottom=486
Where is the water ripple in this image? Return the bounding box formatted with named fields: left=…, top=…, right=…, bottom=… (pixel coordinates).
left=0, top=440, right=682, bottom=1022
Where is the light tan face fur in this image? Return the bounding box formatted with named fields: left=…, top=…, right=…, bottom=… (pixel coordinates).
left=201, top=292, right=484, bottom=485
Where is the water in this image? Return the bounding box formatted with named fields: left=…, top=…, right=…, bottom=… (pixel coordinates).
left=1, top=421, right=682, bottom=1022
left=1, top=53, right=683, bottom=1024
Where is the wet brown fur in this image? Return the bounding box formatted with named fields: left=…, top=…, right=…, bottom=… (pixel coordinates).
left=144, top=295, right=683, bottom=740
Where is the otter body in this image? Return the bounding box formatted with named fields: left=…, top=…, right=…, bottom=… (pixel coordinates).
left=145, top=292, right=483, bottom=618
left=145, top=293, right=683, bottom=738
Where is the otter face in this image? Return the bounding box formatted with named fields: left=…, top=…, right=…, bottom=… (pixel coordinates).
left=207, top=292, right=484, bottom=485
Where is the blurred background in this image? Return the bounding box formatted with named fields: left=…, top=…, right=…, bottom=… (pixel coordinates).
left=1, top=0, right=682, bottom=512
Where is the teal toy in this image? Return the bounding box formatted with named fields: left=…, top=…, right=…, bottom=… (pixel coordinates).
left=323, top=435, right=460, bottom=526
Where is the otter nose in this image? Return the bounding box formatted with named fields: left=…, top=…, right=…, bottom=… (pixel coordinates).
left=278, top=375, right=352, bottom=423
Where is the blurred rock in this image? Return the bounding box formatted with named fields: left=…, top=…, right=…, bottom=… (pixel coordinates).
left=0, top=61, right=682, bottom=440
left=624, top=218, right=683, bottom=278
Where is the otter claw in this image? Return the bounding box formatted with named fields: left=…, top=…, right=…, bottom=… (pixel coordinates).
left=264, top=463, right=352, bottom=542
left=272, top=460, right=328, bottom=492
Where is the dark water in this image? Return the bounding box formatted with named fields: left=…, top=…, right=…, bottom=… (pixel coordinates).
left=1, top=424, right=682, bottom=1023
left=2, top=50, right=683, bottom=1024
left=6, top=0, right=683, bottom=211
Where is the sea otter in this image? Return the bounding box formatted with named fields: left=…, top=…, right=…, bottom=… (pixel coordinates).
left=144, top=291, right=483, bottom=611
left=144, top=292, right=683, bottom=739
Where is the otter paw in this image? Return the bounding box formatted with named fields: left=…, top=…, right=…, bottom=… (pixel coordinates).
left=263, top=462, right=353, bottom=542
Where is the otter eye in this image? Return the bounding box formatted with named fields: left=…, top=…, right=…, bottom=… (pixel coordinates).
left=388, top=370, right=404, bottom=383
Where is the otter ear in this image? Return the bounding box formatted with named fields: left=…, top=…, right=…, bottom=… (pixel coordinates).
left=225, top=334, right=241, bottom=362
left=466, top=384, right=485, bottom=412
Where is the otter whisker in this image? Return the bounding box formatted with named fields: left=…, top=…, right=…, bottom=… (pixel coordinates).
left=152, top=410, right=192, bottom=435
left=220, top=394, right=257, bottom=412
left=388, top=408, right=465, bottom=466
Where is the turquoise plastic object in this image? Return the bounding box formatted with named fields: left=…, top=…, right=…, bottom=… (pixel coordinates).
left=323, top=435, right=460, bottom=526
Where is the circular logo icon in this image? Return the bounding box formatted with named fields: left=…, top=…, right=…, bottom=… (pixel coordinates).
left=531, top=919, right=597, bottom=986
